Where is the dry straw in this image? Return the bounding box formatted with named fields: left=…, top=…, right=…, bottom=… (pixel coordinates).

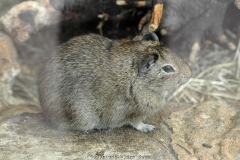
left=168, top=40, right=240, bottom=103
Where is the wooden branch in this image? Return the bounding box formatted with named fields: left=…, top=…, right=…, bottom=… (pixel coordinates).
left=117, top=0, right=165, bottom=33
left=148, top=0, right=164, bottom=32
left=138, top=11, right=151, bottom=31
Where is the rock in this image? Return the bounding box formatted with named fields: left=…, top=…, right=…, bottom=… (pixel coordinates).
left=0, top=31, right=20, bottom=104
left=0, top=0, right=23, bottom=17
left=0, top=112, right=177, bottom=159
left=1, top=100, right=239, bottom=159
left=0, top=0, right=66, bottom=42
left=0, top=30, right=41, bottom=122
left=166, top=100, right=240, bottom=159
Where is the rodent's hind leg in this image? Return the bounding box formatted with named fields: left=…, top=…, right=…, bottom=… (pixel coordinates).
left=131, top=122, right=155, bottom=132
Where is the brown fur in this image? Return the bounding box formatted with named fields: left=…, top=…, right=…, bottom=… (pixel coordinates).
left=37, top=34, right=191, bottom=132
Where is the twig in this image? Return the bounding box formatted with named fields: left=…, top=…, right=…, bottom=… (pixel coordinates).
left=176, top=143, right=192, bottom=155
left=196, top=62, right=234, bottom=79
left=148, top=0, right=164, bottom=32
left=154, top=138, right=168, bottom=150
left=138, top=11, right=151, bottom=30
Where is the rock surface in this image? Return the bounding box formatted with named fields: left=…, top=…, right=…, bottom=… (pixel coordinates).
left=0, top=112, right=176, bottom=160
left=0, top=0, right=64, bottom=42
left=0, top=31, right=40, bottom=122
left=0, top=100, right=239, bottom=159
left=167, top=100, right=240, bottom=160
left=0, top=31, right=20, bottom=104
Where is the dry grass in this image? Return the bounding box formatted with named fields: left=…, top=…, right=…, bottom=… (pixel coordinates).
left=168, top=40, right=240, bottom=104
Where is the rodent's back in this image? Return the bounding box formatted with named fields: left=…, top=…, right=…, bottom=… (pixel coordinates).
left=38, top=34, right=116, bottom=130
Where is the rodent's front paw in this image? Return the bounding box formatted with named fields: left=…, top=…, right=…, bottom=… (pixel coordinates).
left=132, top=122, right=155, bottom=132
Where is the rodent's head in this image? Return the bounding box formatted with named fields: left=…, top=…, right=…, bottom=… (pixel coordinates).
left=135, top=33, right=191, bottom=97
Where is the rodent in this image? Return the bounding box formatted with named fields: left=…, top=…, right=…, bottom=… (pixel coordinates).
left=37, top=33, right=191, bottom=132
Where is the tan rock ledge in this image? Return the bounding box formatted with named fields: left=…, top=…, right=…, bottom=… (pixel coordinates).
left=0, top=112, right=176, bottom=159
left=0, top=100, right=239, bottom=159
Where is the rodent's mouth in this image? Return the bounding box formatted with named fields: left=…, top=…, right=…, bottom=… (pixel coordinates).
left=177, top=78, right=185, bottom=85
left=177, top=75, right=191, bottom=85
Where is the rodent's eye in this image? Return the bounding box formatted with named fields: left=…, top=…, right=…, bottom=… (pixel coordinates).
left=162, top=65, right=175, bottom=73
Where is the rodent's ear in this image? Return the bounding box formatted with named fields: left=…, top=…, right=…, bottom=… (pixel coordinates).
left=138, top=53, right=159, bottom=76
left=142, top=33, right=159, bottom=41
